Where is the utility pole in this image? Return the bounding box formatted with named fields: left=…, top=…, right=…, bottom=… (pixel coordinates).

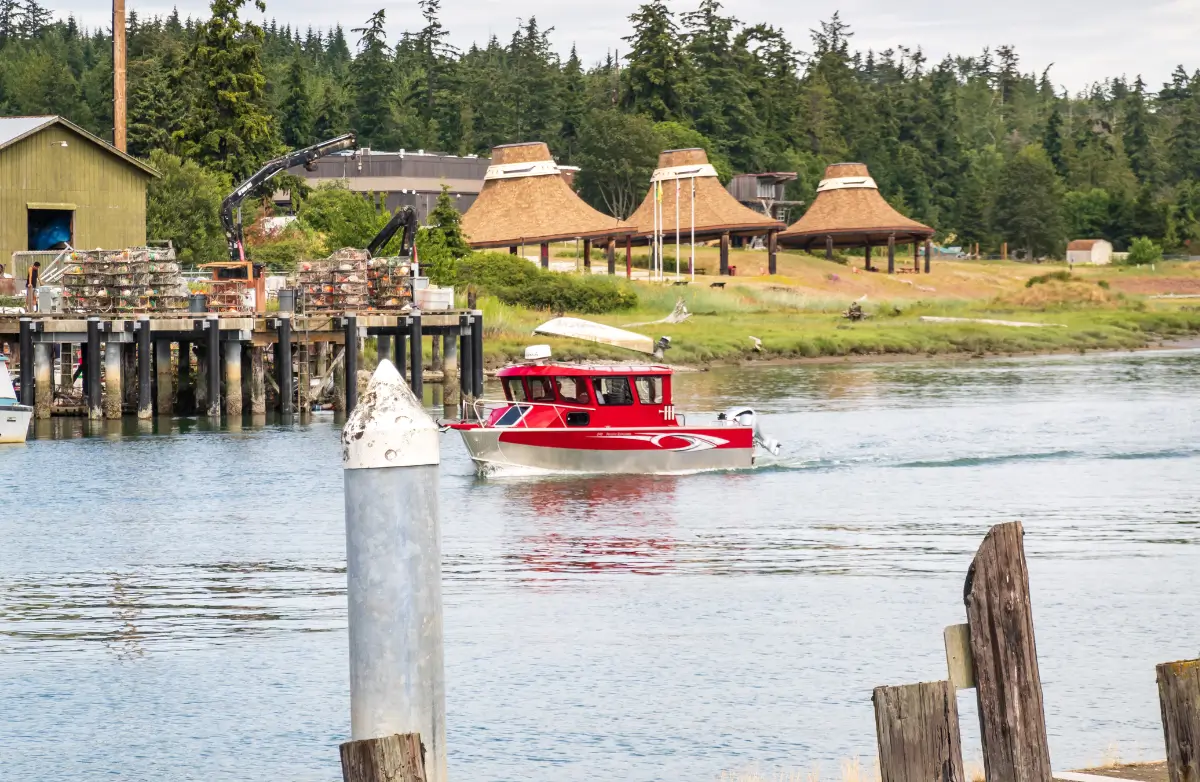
left=113, top=0, right=127, bottom=151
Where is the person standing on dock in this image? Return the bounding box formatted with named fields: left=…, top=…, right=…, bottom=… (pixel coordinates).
left=25, top=262, right=40, bottom=312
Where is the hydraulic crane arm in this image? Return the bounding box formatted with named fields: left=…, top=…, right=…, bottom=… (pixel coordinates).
left=367, top=206, right=418, bottom=258
left=220, top=132, right=358, bottom=262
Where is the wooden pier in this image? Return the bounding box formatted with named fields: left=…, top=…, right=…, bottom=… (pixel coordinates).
left=0, top=310, right=486, bottom=419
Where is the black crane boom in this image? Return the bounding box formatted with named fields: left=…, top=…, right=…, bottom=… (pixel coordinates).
left=366, top=206, right=417, bottom=258
left=220, top=132, right=357, bottom=262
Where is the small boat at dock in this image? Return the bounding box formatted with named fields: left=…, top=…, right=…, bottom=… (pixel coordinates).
left=447, top=346, right=779, bottom=476
left=0, top=355, right=33, bottom=444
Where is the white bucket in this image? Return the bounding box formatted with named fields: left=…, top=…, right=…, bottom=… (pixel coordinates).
left=414, top=285, right=454, bottom=311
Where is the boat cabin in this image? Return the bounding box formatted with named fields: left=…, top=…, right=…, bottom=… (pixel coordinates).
left=491, top=364, right=677, bottom=428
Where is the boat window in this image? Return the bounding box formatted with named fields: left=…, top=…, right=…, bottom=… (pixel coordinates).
left=503, top=378, right=528, bottom=402
left=566, top=411, right=591, bottom=427
left=634, top=376, right=662, bottom=405
left=494, top=404, right=530, bottom=427
left=555, top=376, right=591, bottom=405
left=592, top=376, right=634, bottom=406
left=528, top=377, right=554, bottom=402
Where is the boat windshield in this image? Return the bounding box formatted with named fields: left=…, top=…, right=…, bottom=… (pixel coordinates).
left=555, top=376, right=591, bottom=405
left=634, top=376, right=662, bottom=404
left=503, top=377, right=528, bottom=402
left=528, top=377, right=554, bottom=403
left=493, top=404, right=530, bottom=427
left=593, top=376, right=634, bottom=406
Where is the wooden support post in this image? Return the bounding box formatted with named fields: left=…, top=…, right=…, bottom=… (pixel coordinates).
left=607, top=238, right=616, bottom=275
left=224, top=341, right=243, bottom=416
left=874, top=681, right=965, bottom=782
left=104, top=340, right=123, bottom=419
left=316, top=340, right=331, bottom=381
left=1001, top=242, right=1008, bottom=261
left=249, top=345, right=266, bottom=415
left=914, top=239, right=921, bottom=273
left=60, top=342, right=73, bottom=389
left=177, top=339, right=192, bottom=414
left=583, top=238, right=592, bottom=271
left=33, top=343, right=52, bottom=419
left=430, top=330, right=442, bottom=372
left=344, top=315, right=358, bottom=413
left=888, top=234, right=896, bottom=275
left=965, top=521, right=1051, bottom=782
left=340, top=733, right=427, bottom=782
left=925, top=239, right=933, bottom=274
left=624, top=236, right=632, bottom=279
left=508, top=245, right=517, bottom=256
left=86, top=317, right=102, bottom=419
left=1157, top=658, right=1200, bottom=782
left=719, top=232, right=731, bottom=275
left=18, top=318, right=33, bottom=406
left=865, top=243, right=873, bottom=272
left=409, top=313, right=423, bottom=398
left=768, top=230, right=778, bottom=275
left=441, top=331, right=459, bottom=415
left=277, top=315, right=293, bottom=418
left=297, top=338, right=310, bottom=417
left=825, top=234, right=834, bottom=261
left=539, top=242, right=549, bottom=269
left=195, top=345, right=208, bottom=413
left=154, top=339, right=173, bottom=415
left=122, top=342, right=137, bottom=408
left=137, top=318, right=152, bottom=419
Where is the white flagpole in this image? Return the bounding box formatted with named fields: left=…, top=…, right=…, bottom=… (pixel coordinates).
left=690, top=177, right=696, bottom=282
left=675, top=177, right=681, bottom=281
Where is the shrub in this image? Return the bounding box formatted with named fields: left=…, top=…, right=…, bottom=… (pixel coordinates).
left=447, top=252, right=637, bottom=313
left=1025, top=270, right=1073, bottom=288
left=1126, top=236, right=1163, bottom=265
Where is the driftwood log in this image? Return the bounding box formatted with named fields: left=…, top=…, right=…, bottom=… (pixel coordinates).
left=340, top=733, right=426, bottom=782
left=964, top=521, right=1052, bottom=782
left=874, top=680, right=965, bottom=782
left=1157, top=658, right=1200, bottom=782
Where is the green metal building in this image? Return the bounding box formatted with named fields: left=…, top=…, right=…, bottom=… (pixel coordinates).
left=0, top=115, right=158, bottom=277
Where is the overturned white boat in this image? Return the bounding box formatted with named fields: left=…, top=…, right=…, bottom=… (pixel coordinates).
left=0, top=356, right=32, bottom=444
left=533, top=317, right=665, bottom=355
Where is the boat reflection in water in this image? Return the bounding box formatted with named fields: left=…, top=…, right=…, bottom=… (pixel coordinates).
left=500, top=474, right=681, bottom=578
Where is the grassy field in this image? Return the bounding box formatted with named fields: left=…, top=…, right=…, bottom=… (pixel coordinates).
left=466, top=246, right=1200, bottom=367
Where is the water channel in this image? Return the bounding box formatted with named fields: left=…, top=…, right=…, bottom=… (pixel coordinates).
left=2, top=349, right=1198, bottom=780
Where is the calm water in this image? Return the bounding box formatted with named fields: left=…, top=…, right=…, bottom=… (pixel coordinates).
left=2, top=349, right=1199, bottom=780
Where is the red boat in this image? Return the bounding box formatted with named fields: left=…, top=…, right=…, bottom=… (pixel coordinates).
left=447, top=350, right=779, bottom=476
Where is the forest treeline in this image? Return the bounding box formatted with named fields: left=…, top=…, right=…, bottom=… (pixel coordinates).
left=3, top=0, right=1200, bottom=259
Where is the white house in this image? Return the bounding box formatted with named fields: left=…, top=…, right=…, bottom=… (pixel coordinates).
left=1066, top=239, right=1113, bottom=265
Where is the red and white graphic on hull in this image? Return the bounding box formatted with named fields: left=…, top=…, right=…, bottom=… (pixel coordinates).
left=590, top=432, right=730, bottom=452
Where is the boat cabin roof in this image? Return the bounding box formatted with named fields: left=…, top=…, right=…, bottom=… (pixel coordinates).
left=497, top=363, right=672, bottom=378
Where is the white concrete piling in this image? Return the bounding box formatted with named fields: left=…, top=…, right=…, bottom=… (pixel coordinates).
left=340, top=359, right=445, bottom=782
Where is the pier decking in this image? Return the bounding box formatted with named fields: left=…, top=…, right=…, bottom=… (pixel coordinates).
left=0, top=310, right=486, bottom=419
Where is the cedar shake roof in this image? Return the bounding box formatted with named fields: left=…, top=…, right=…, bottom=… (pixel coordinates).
left=626, top=148, right=785, bottom=240
left=777, top=163, right=933, bottom=249
left=461, top=141, right=632, bottom=248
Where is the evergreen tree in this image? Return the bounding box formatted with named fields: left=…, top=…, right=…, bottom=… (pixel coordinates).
left=1123, top=76, right=1156, bottom=184
left=350, top=9, right=394, bottom=147
left=1043, top=102, right=1066, bottom=175
left=994, top=144, right=1066, bottom=258
left=557, top=44, right=586, bottom=161
left=621, top=1, right=685, bottom=121
left=176, top=0, right=279, bottom=180
left=280, top=54, right=312, bottom=146
left=312, top=81, right=350, bottom=139
left=128, top=53, right=184, bottom=157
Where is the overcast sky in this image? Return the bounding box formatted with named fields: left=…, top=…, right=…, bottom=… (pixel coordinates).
left=65, top=0, right=1199, bottom=93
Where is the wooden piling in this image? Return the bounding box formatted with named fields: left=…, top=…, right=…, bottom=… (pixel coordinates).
left=249, top=345, right=266, bottom=415
left=195, top=345, right=208, bottom=414
left=137, top=318, right=152, bottom=419
left=60, top=342, right=73, bottom=389
left=768, top=230, right=778, bottom=275
left=340, top=733, right=427, bottom=782
left=154, top=339, right=173, bottom=415
left=224, top=341, right=243, bottom=416
left=873, top=681, right=965, bottom=782
left=104, top=340, right=123, bottom=419
left=177, top=339, right=193, bottom=414
left=277, top=315, right=293, bottom=417
left=297, top=339, right=311, bottom=418
left=1157, top=658, right=1200, bottom=782
left=430, top=331, right=442, bottom=372
left=86, top=317, right=102, bottom=419
left=316, top=340, right=331, bottom=382
left=122, top=342, right=137, bottom=408
left=33, top=342, right=52, bottom=419
left=442, top=331, right=458, bottom=417
left=720, top=232, right=731, bottom=275
left=965, top=521, right=1051, bottom=782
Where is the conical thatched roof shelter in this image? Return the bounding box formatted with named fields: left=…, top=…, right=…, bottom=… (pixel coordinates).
left=778, top=163, right=935, bottom=272
left=461, top=142, right=632, bottom=251
left=627, top=148, right=785, bottom=240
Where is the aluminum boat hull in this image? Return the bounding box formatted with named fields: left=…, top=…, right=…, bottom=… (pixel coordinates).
left=457, top=426, right=754, bottom=475
left=0, top=405, right=32, bottom=444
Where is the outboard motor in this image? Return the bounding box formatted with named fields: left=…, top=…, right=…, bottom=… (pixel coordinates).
left=725, top=407, right=782, bottom=456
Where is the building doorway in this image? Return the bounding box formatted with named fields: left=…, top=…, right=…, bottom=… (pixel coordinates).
left=27, top=208, right=74, bottom=251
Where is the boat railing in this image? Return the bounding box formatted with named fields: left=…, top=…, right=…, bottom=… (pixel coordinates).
left=471, top=397, right=592, bottom=428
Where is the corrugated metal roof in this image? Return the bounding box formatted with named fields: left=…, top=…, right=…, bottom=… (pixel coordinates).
left=0, top=116, right=57, bottom=147
left=1067, top=239, right=1107, bottom=251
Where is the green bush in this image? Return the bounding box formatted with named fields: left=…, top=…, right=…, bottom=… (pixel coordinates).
left=448, top=252, right=637, bottom=313
left=1126, top=236, right=1163, bottom=265
left=1025, top=270, right=1073, bottom=287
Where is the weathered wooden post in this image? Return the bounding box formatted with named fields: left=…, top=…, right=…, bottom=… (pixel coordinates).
left=177, top=339, right=193, bottom=414
left=121, top=342, right=137, bottom=408
left=341, top=733, right=427, bottom=782
left=340, top=360, right=446, bottom=782
left=205, top=314, right=220, bottom=418
left=33, top=343, right=52, bottom=419
left=607, top=238, right=616, bottom=275
left=104, top=337, right=123, bottom=418
left=277, top=315, right=293, bottom=418
left=583, top=238, right=592, bottom=271
left=768, top=230, right=778, bottom=275
left=965, top=521, right=1052, bottom=782
left=888, top=234, right=896, bottom=275
left=470, top=311, right=484, bottom=399
left=539, top=242, right=550, bottom=269
left=625, top=236, right=633, bottom=279
left=508, top=245, right=517, bottom=255
left=60, top=342, right=74, bottom=389
left=865, top=242, right=873, bottom=272
left=873, top=681, right=965, bottom=782
left=442, top=331, right=458, bottom=418
left=224, top=340, right=243, bottom=416
left=249, top=345, right=266, bottom=415
left=18, top=317, right=33, bottom=406
left=1157, top=658, right=1200, bottom=782
left=154, top=339, right=173, bottom=415
left=430, top=330, right=442, bottom=373
left=196, top=345, right=209, bottom=414
left=825, top=234, right=834, bottom=261
left=720, top=232, right=731, bottom=275
left=925, top=239, right=933, bottom=274
left=86, top=317, right=102, bottom=420
left=137, top=317, right=152, bottom=420
left=409, top=313, right=423, bottom=398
